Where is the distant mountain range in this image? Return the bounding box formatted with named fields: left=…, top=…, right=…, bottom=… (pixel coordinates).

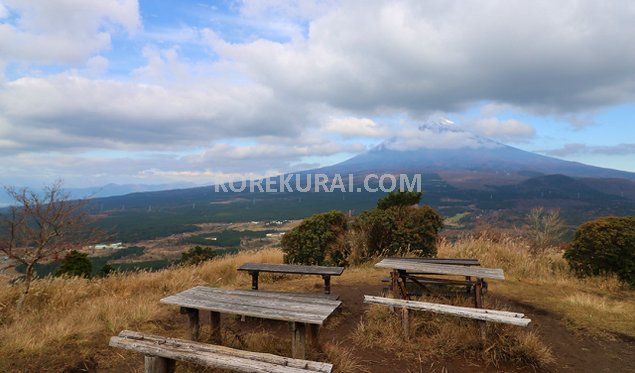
left=0, top=182, right=197, bottom=207
left=76, top=122, right=635, bottom=241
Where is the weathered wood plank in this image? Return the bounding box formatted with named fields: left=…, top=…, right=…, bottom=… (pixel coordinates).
left=238, top=263, right=344, bottom=276
left=164, top=295, right=326, bottom=324
left=160, top=287, right=341, bottom=325
left=388, top=257, right=480, bottom=266
left=376, top=259, right=505, bottom=280
left=184, top=288, right=339, bottom=315
left=189, top=287, right=340, bottom=305
left=182, top=288, right=340, bottom=317
left=112, top=330, right=333, bottom=373
left=364, top=295, right=530, bottom=326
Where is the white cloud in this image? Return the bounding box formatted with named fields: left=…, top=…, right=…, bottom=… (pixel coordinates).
left=0, top=3, right=9, bottom=19
left=84, top=55, right=110, bottom=76
left=383, top=122, right=499, bottom=151
left=464, top=118, right=536, bottom=142
left=0, top=0, right=140, bottom=65
left=209, top=0, right=635, bottom=115
left=2, top=1, right=635, bottom=186
left=0, top=73, right=304, bottom=153
left=324, top=117, right=386, bottom=139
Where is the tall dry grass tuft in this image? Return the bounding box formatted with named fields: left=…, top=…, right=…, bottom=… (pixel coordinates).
left=323, top=341, right=370, bottom=373
left=0, top=248, right=283, bottom=371
left=352, top=300, right=554, bottom=369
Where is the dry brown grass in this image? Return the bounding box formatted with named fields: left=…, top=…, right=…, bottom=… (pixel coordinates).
left=352, top=299, right=554, bottom=370
left=437, top=235, right=635, bottom=337
left=1, top=234, right=633, bottom=372
left=0, top=248, right=283, bottom=371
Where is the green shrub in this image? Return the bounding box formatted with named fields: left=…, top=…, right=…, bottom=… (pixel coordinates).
left=281, top=210, right=348, bottom=266
left=53, top=250, right=92, bottom=278
left=99, top=263, right=114, bottom=277
left=376, top=191, right=422, bottom=210
left=179, top=246, right=218, bottom=266
left=564, top=216, right=635, bottom=285
left=355, top=204, right=443, bottom=258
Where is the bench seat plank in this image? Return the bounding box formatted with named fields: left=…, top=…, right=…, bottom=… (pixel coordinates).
left=364, top=295, right=530, bottom=326
left=110, top=330, right=333, bottom=373
left=238, top=263, right=344, bottom=276
left=376, top=258, right=505, bottom=280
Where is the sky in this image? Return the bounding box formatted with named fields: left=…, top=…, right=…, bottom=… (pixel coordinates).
left=1, top=0, right=635, bottom=189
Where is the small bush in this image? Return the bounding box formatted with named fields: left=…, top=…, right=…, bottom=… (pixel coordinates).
left=53, top=250, right=92, bottom=278
left=564, top=216, right=635, bottom=285
left=281, top=210, right=348, bottom=265
left=376, top=191, right=422, bottom=210
left=355, top=204, right=443, bottom=258
left=179, top=246, right=218, bottom=266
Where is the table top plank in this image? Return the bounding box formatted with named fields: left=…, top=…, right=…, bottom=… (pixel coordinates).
left=238, top=263, right=344, bottom=276
left=387, top=257, right=480, bottom=266
left=188, top=287, right=339, bottom=306
left=161, top=287, right=341, bottom=325
left=185, top=288, right=339, bottom=315
left=376, top=258, right=505, bottom=280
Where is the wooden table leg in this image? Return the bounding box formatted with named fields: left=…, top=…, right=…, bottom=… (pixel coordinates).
left=249, top=271, right=259, bottom=290
left=210, top=311, right=221, bottom=344
left=397, top=270, right=410, bottom=300
left=290, top=322, right=306, bottom=359
left=391, top=270, right=399, bottom=298
left=474, top=278, right=487, bottom=341
left=307, top=323, right=320, bottom=351
left=180, top=307, right=200, bottom=341
left=322, top=275, right=331, bottom=294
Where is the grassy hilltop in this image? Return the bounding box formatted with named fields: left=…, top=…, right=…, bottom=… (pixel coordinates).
left=1, top=236, right=634, bottom=372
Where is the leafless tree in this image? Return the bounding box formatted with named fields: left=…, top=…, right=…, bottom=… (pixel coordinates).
left=0, top=181, right=100, bottom=309
left=526, top=207, right=567, bottom=253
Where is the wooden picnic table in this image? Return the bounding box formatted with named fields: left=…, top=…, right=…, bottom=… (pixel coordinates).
left=237, top=263, right=345, bottom=294
left=375, top=258, right=504, bottom=308
left=160, top=286, right=342, bottom=359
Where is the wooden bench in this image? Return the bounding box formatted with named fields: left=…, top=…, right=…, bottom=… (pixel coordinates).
left=364, top=295, right=530, bottom=340
left=160, top=286, right=342, bottom=359
left=237, top=263, right=345, bottom=294
left=110, top=330, right=333, bottom=373
left=364, top=295, right=530, bottom=326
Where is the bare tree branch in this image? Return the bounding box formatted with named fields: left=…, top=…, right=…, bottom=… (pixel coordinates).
left=0, top=182, right=103, bottom=309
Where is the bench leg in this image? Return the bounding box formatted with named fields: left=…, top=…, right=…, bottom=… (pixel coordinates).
left=181, top=307, right=200, bottom=341
left=144, top=356, right=175, bottom=373
left=322, top=275, right=331, bottom=294
left=249, top=271, right=259, bottom=290
left=401, top=307, right=410, bottom=341
left=210, top=311, right=221, bottom=344
left=290, top=322, right=306, bottom=359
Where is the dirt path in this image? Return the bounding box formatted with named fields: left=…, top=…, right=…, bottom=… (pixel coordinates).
left=503, top=297, right=635, bottom=373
